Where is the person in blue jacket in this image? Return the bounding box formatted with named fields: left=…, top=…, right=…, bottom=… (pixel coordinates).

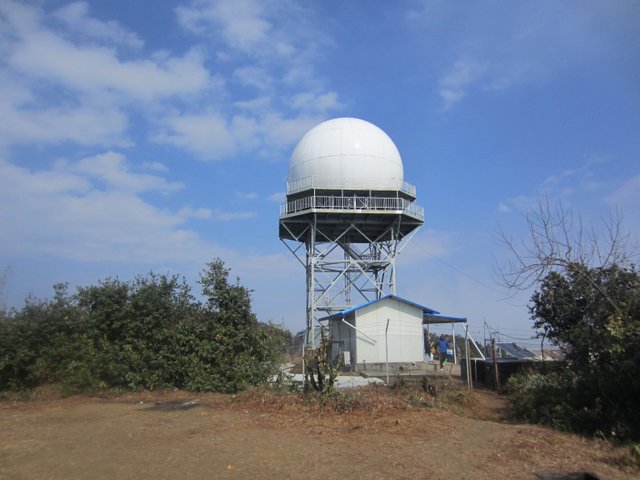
left=437, top=334, right=449, bottom=369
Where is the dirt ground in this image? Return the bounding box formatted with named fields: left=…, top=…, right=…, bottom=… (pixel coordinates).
left=0, top=385, right=637, bottom=480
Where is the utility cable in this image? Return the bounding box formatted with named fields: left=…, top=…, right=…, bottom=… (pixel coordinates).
left=413, top=241, right=506, bottom=296
left=411, top=239, right=531, bottom=305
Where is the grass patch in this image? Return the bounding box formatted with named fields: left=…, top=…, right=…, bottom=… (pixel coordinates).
left=236, top=378, right=480, bottom=418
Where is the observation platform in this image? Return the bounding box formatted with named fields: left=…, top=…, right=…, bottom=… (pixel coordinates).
left=279, top=192, right=424, bottom=243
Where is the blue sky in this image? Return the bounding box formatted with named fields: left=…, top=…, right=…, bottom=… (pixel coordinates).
left=1, top=0, right=639, bottom=347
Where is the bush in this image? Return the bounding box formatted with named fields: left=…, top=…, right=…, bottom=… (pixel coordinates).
left=508, top=365, right=640, bottom=440
left=505, top=263, right=640, bottom=441
left=507, top=371, right=571, bottom=431
left=0, top=260, right=287, bottom=394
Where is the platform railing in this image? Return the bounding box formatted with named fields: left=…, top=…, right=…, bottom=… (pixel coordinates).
left=279, top=194, right=424, bottom=219
left=286, top=175, right=416, bottom=197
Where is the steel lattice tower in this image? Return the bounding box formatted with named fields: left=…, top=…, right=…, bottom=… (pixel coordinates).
left=279, top=118, right=424, bottom=347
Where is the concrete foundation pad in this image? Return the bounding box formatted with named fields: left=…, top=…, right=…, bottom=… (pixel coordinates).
left=278, top=373, right=385, bottom=389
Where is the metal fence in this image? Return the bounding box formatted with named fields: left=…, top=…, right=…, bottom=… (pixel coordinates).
left=287, top=175, right=417, bottom=197
left=280, top=194, right=424, bottom=219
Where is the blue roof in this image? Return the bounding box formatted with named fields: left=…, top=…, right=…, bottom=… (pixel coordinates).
left=320, top=294, right=447, bottom=321
left=424, top=313, right=468, bottom=324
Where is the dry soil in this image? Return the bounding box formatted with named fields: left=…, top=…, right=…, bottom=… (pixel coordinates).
left=0, top=386, right=637, bottom=480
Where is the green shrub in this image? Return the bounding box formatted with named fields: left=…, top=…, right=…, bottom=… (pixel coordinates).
left=0, top=259, right=287, bottom=394
left=507, top=366, right=640, bottom=440
left=507, top=263, right=640, bottom=441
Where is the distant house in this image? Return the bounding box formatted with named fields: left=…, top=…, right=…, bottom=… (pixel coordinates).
left=530, top=348, right=565, bottom=361
left=323, top=295, right=466, bottom=369
left=467, top=342, right=564, bottom=388
left=496, top=342, right=536, bottom=359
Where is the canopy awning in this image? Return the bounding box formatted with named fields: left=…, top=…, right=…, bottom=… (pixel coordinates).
left=423, top=314, right=467, bottom=325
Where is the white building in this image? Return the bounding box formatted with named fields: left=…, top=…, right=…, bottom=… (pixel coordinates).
left=324, top=294, right=466, bottom=368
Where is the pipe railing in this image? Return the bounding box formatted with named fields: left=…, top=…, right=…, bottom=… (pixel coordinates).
left=280, top=194, right=424, bottom=219
left=287, top=175, right=417, bottom=197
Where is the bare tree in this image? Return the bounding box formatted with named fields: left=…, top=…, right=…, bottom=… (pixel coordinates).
left=495, top=195, right=636, bottom=312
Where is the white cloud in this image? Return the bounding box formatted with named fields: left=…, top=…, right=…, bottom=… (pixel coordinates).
left=236, top=192, right=259, bottom=200
left=1, top=0, right=213, bottom=103
left=9, top=31, right=211, bottom=102
left=178, top=207, right=213, bottom=219
left=605, top=175, right=640, bottom=246
left=0, top=155, right=216, bottom=263
left=153, top=109, right=332, bottom=161
left=229, top=115, right=261, bottom=149
left=233, top=66, right=272, bottom=90
left=290, top=92, right=342, bottom=113
left=53, top=2, right=144, bottom=49
left=0, top=0, right=342, bottom=296
left=178, top=205, right=256, bottom=222
left=439, top=89, right=465, bottom=109
left=0, top=0, right=339, bottom=162
left=153, top=112, right=237, bottom=160
left=0, top=157, right=89, bottom=196
left=0, top=0, right=222, bottom=152
left=0, top=81, right=131, bottom=148
left=177, top=0, right=272, bottom=53
left=499, top=155, right=617, bottom=215
left=441, top=59, right=488, bottom=90
left=71, top=152, right=183, bottom=193
left=605, top=175, right=640, bottom=209
left=497, top=202, right=511, bottom=214
left=141, top=161, right=169, bottom=173
left=269, top=192, right=285, bottom=203
left=175, top=0, right=315, bottom=63
left=210, top=209, right=257, bottom=221
left=497, top=195, right=537, bottom=214
left=127, top=0, right=343, bottom=162
left=439, top=59, right=487, bottom=110
left=417, top=1, right=640, bottom=109
left=0, top=1, right=39, bottom=38
left=397, top=229, right=455, bottom=267
left=281, top=63, right=316, bottom=86
left=175, top=0, right=338, bottom=115
left=234, top=96, right=272, bottom=111
left=259, top=113, right=325, bottom=152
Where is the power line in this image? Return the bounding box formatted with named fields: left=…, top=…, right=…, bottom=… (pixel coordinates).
left=413, top=242, right=507, bottom=296
left=496, top=331, right=539, bottom=342
left=498, top=327, right=539, bottom=333
left=484, top=321, right=539, bottom=342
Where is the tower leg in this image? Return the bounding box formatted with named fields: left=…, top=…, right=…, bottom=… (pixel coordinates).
left=305, top=217, right=317, bottom=348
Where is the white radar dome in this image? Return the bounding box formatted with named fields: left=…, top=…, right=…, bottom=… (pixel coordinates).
left=288, top=117, right=404, bottom=192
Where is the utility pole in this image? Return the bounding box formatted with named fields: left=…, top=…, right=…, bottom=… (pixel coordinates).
left=491, top=338, right=500, bottom=390
left=483, top=318, right=487, bottom=357
left=465, top=324, right=472, bottom=390
left=385, top=318, right=390, bottom=385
